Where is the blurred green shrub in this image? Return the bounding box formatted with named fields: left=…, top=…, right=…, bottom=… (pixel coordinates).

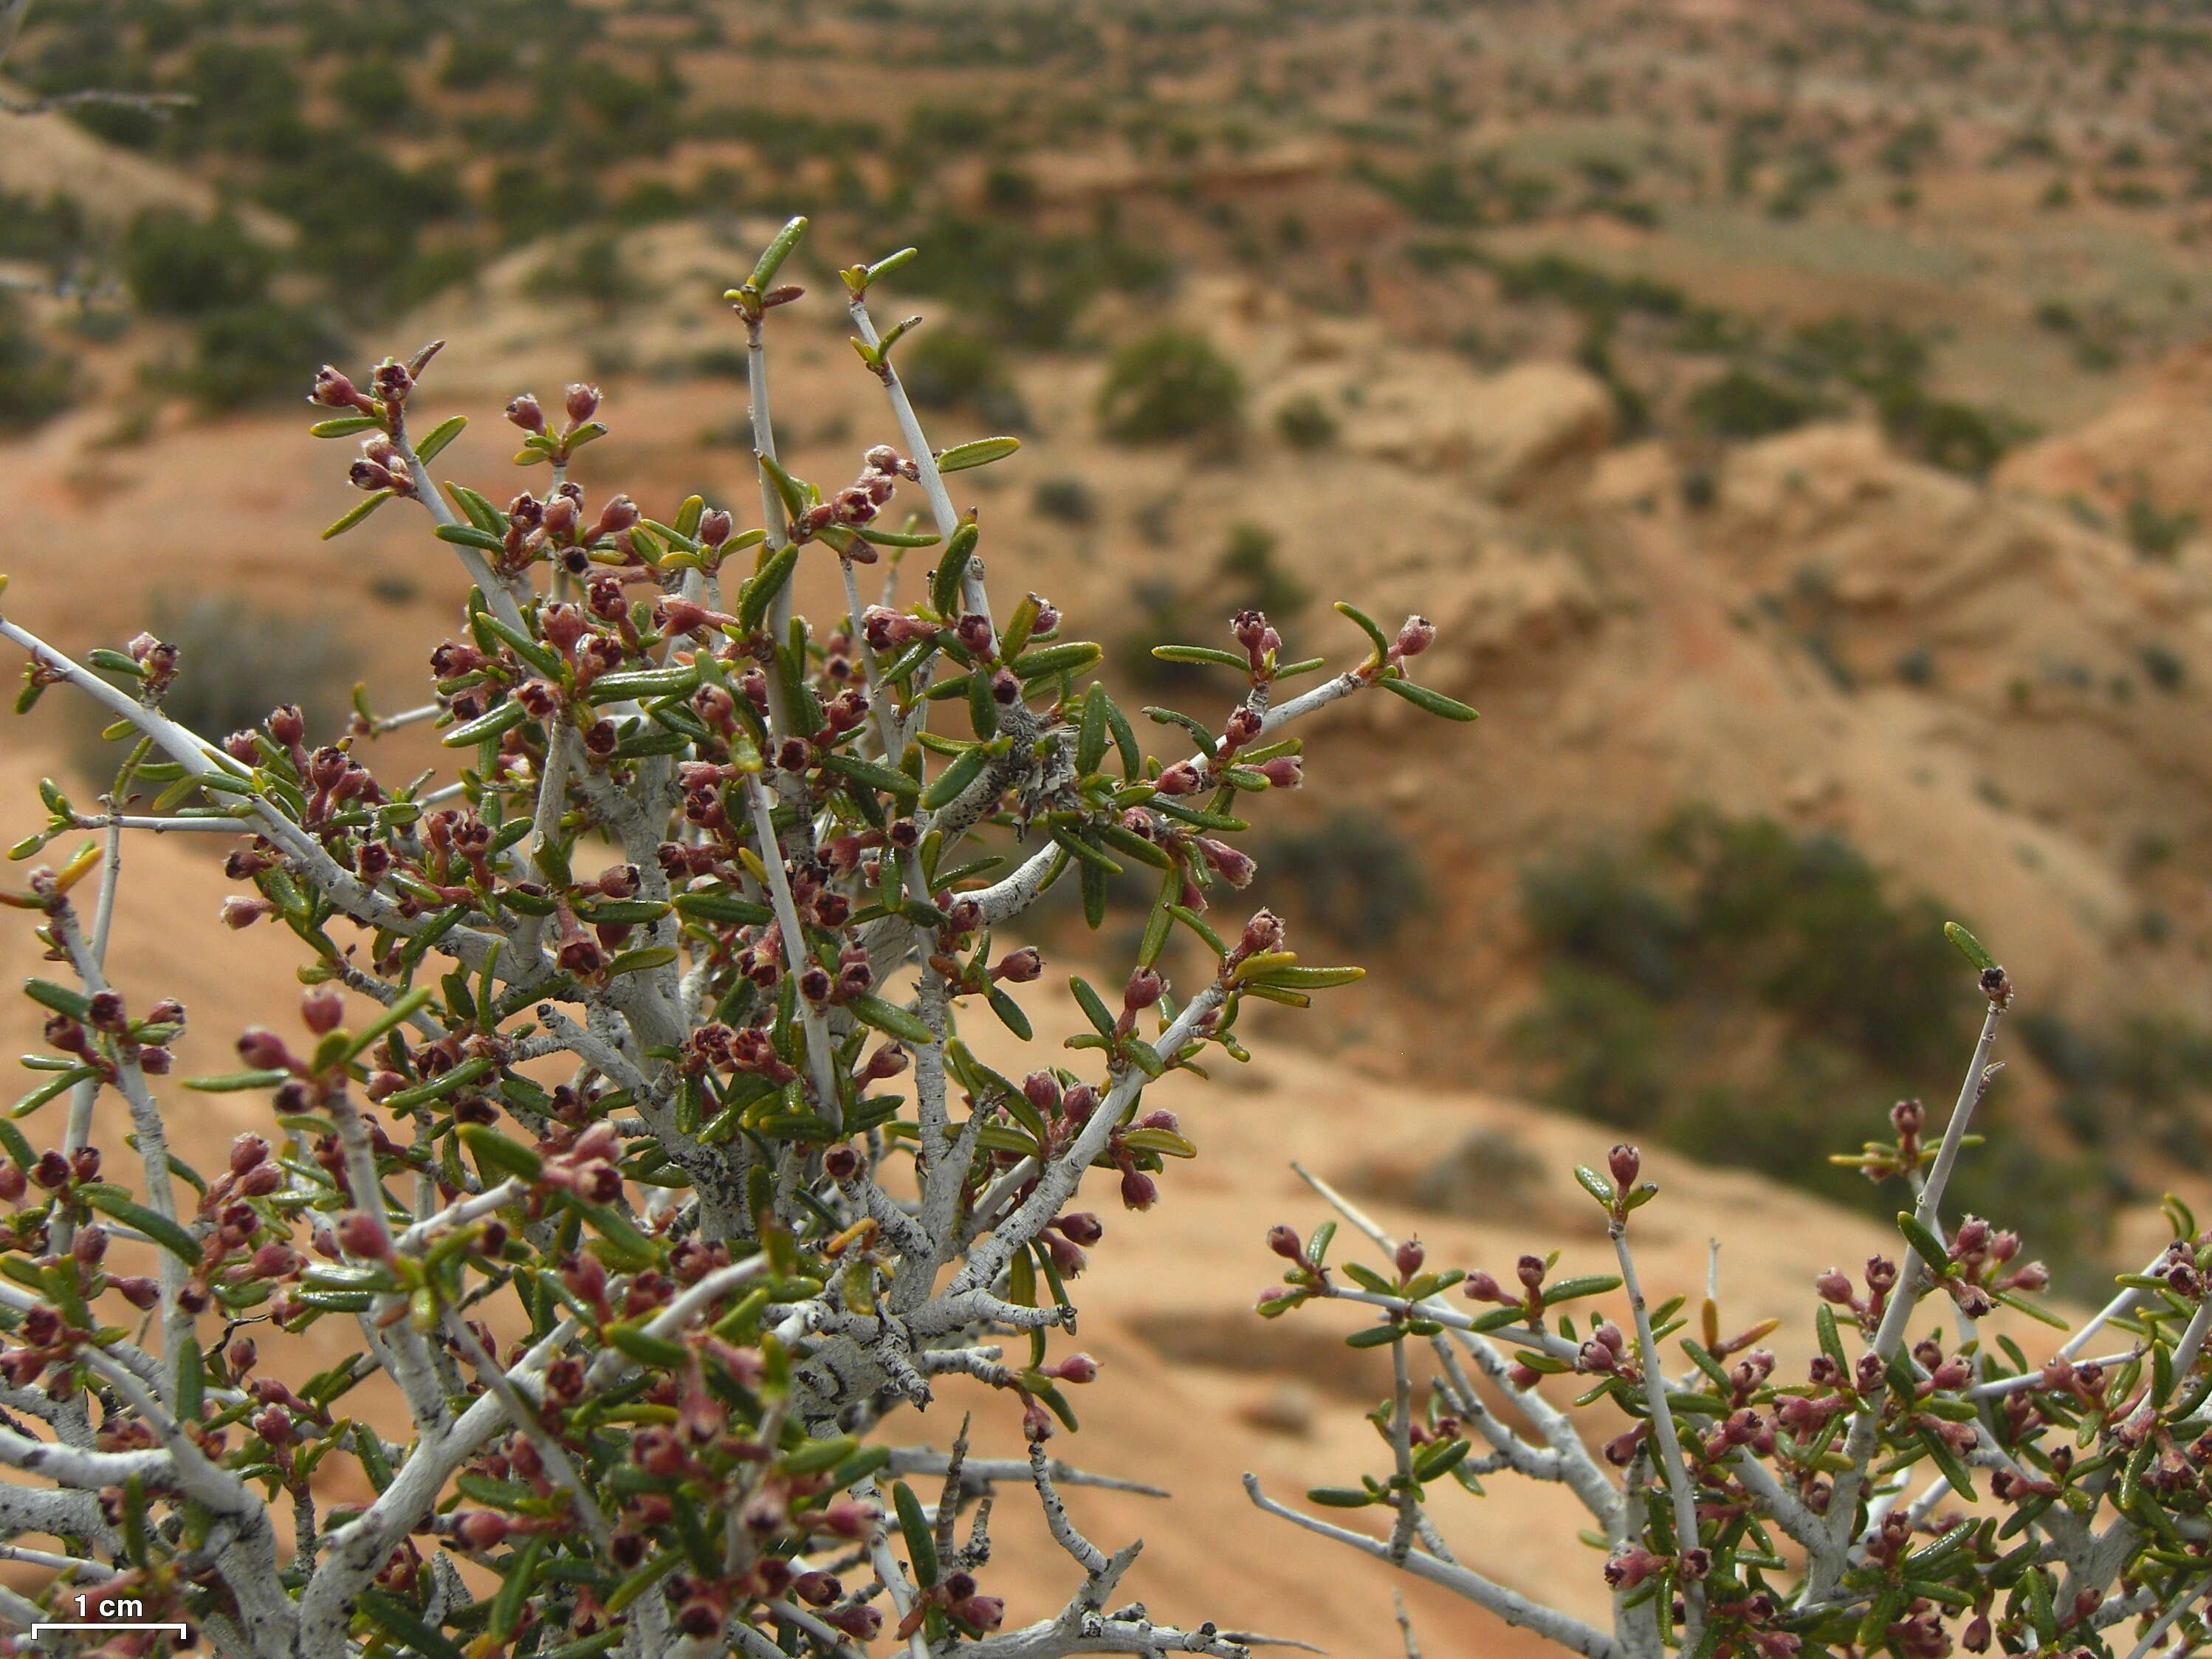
left=182, top=302, right=348, bottom=411
left=0, top=297, right=75, bottom=433
left=122, top=212, right=272, bottom=318
left=1273, top=391, right=1340, bottom=450
left=1511, top=808, right=2115, bottom=1258
left=1096, top=328, right=1243, bottom=444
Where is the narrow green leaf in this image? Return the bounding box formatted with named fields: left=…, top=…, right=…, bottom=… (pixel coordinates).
left=321, top=491, right=394, bottom=540
left=1943, top=921, right=1996, bottom=973
left=1379, top=677, right=1478, bottom=721
left=892, top=1480, right=938, bottom=1587
left=845, top=992, right=935, bottom=1046
left=79, top=1186, right=201, bottom=1265
left=415, top=415, right=467, bottom=462
left=746, top=215, right=808, bottom=292
left=935, top=436, right=1020, bottom=474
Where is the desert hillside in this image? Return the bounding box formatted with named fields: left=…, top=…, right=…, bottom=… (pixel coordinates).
left=4, top=1, right=2212, bottom=1652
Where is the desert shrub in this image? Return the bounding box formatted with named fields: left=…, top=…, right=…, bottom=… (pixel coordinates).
left=0, top=188, right=95, bottom=283
left=2140, top=640, right=2188, bottom=693
left=1273, top=391, right=1340, bottom=450
left=2126, top=494, right=2198, bottom=560
left=1257, top=930, right=2205, bottom=1659
left=120, top=210, right=272, bottom=318
left=1031, top=475, right=1098, bottom=523
left=0, top=222, right=1477, bottom=1659
left=1404, top=1124, right=1548, bottom=1216
left=255, top=134, right=464, bottom=297
left=1876, top=381, right=2024, bottom=476
left=1251, top=810, right=1429, bottom=946
left=330, top=58, right=415, bottom=130
left=175, top=38, right=309, bottom=158
left=1516, top=811, right=1997, bottom=1210
left=1686, top=368, right=1821, bottom=440
left=896, top=214, right=1172, bottom=349
left=1521, top=847, right=1689, bottom=997
left=1215, top=523, right=1308, bottom=617
left=1489, top=252, right=1686, bottom=318
left=0, top=296, right=75, bottom=433
left=525, top=232, right=642, bottom=320
left=147, top=597, right=354, bottom=751
left=1513, top=964, right=1670, bottom=1127
left=898, top=326, right=1023, bottom=426
left=182, top=300, right=349, bottom=410
left=1096, top=326, right=1244, bottom=444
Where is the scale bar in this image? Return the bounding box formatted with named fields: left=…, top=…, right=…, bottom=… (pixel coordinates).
left=32, top=1623, right=192, bottom=1634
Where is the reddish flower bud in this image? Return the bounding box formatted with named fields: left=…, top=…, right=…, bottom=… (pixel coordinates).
left=1055, top=1212, right=1104, bottom=1246
left=1268, top=1223, right=1305, bottom=1261
left=336, top=1212, right=391, bottom=1261
left=1392, top=615, right=1436, bottom=657
left=457, top=1511, right=509, bottom=1550
left=1464, top=1269, right=1505, bottom=1304
left=1123, top=967, right=1164, bottom=1012
left=300, top=987, right=344, bottom=1036
left=1394, top=1237, right=1426, bottom=1280
left=820, top=1497, right=878, bottom=1539
left=994, top=947, right=1043, bottom=983
left=565, top=382, right=601, bottom=424
left=1119, top=1169, right=1158, bottom=1211
left=222, top=895, right=274, bottom=930
left=310, top=365, right=363, bottom=409
left=236, top=1027, right=295, bottom=1071
left=1607, top=1144, right=1641, bottom=1189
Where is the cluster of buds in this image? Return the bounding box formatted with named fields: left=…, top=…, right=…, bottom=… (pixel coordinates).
left=1814, top=1254, right=1901, bottom=1335
left=504, top=382, right=606, bottom=470
left=1940, top=1213, right=2048, bottom=1313
left=795, top=445, right=918, bottom=552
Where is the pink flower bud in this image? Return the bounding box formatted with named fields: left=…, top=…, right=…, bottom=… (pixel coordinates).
left=236, top=1028, right=294, bottom=1071
left=1268, top=1223, right=1304, bottom=1261
left=1119, top=1169, right=1158, bottom=1211
left=506, top=394, right=545, bottom=434
left=1394, top=1237, right=1425, bottom=1280
left=1123, top=967, right=1164, bottom=1011
left=1392, top=615, right=1436, bottom=658
left=300, top=987, right=344, bottom=1036
left=994, top=947, right=1043, bottom=983
left=820, top=1498, right=878, bottom=1540
left=565, top=382, right=601, bottom=423
left=1607, top=1144, right=1641, bottom=1189
left=1054, top=1212, right=1103, bottom=1246
left=457, top=1511, right=509, bottom=1550
left=336, top=1212, right=390, bottom=1261
left=221, top=896, right=273, bottom=930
